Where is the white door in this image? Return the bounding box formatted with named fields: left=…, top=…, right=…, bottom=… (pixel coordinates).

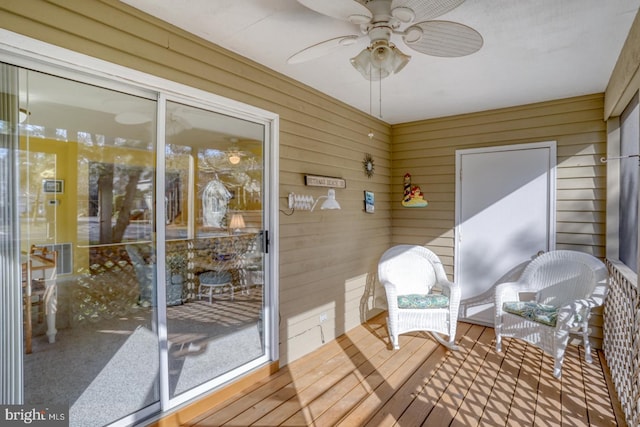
left=455, top=142, right=556, bottom=325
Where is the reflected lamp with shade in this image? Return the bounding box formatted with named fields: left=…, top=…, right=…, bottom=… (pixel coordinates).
left=19, top=108, right=30, bottom=123
left=228, top=213, right=246, bottom=233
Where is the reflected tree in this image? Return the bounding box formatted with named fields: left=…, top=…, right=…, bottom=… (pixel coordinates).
left=90, top=161, right=152, bottom=244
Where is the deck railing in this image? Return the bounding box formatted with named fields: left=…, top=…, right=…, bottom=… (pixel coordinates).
left=604, top=258, right=640, bottom=427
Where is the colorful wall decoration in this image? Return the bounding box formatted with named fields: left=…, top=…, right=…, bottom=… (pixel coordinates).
left=402, top=173, right=428, bottom=208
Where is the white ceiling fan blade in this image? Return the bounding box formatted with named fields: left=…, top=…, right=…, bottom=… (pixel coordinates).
left=287, top=35, right=361, bottom=64
left=297, top=0, right=372, bottom=22
left=404, top=21, right=483, bottom=57
left=391, top=0, right=465, bottom=22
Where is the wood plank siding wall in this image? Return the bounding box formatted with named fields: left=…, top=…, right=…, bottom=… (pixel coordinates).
left=0, top=0, right=613, bottom=364
left=390, top=94, right=608, bottom=347
left=0, top=0, right=393, bottom=365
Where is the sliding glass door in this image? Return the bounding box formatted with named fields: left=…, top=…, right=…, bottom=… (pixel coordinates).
left=162, top=100, right=267, bottom=402
left=1, top=54, right=274, bottom=426
left=15, top=67, right=160, bottom=427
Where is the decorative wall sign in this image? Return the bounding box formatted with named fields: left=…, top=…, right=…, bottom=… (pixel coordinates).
left=401, top=173, right=428, bottom=207
left=364, top=191, right=375, bottom=213
left=305, top=175, right=346, bottom=188
left=43, top=179, right=64, bottom=194
left=362, top=153, right=375, bottom=178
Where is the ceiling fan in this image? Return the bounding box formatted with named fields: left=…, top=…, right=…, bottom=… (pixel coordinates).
left=288, top=0, right=483, bottom=80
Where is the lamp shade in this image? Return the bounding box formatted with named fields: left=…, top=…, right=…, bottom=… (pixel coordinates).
left=229, top=213, right=246, bottom=230
left=310, top=188, right=341, bottom=211
left=319, top=188, right=341, bottom=210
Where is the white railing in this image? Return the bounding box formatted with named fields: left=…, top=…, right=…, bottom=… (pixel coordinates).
left=604, top=259, right=640, bottom=427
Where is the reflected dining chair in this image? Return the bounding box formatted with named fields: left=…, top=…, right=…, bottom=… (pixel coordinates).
left=23, top=245, right=58, bottom=354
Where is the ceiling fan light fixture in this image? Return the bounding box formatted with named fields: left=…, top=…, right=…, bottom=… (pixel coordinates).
left=390, top=45, right=411, bottom=73
left=350, top=41, right=410, bottom=81
left=370, top=41, right=393, bottom=70
left=350, top=48, right=391, bottom=81
left=228, top=154, right=241, bottom=164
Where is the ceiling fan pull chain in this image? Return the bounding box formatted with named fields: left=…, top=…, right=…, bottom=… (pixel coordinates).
left=379, top=68, right=383, bottom=119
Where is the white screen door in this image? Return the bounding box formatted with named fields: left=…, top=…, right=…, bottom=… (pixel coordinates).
left=455, top=141, right=556, bottom=325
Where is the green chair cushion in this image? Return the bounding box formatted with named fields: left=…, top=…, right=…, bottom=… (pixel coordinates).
left=200, top=271, right=232, bottom=285
left=503, top=301, right=558, bottom=327
left=397, top=294, right=449, bottom=309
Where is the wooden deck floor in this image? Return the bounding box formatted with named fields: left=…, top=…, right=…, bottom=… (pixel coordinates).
left=188, top=314, right=623, bottom=426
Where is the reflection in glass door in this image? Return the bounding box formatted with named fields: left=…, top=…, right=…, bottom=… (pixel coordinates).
left=163, top=100, right=266, bottom=400
left=3, top=52, right=275, bottom=426
left=15, top=67, right=160, bottom=426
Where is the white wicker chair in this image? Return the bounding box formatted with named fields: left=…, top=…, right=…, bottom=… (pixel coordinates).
left=494, top=250, right=608, bottom=378
left=378, top=245, right=461, bottom=350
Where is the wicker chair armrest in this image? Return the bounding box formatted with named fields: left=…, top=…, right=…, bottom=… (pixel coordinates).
left=382, top=282, right=399, bottom=311
left=555, top=297, right=602, bottom=328
left=439, top=279, right=460, bottom=302
left=495, top=281, right=532, bottom=315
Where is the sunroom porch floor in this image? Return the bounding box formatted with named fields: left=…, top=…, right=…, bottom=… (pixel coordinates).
left=188, top=313, right=623, bottom=426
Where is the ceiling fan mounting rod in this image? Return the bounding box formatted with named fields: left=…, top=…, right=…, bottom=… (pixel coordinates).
left=362, top=0, right=410, bottom=43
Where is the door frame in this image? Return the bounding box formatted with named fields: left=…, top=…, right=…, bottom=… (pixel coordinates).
left=0, top=29, right=280, bottom=422
left=454, top=141, right=557, bottom=325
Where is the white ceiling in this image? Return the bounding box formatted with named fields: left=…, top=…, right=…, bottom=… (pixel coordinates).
left=121, top=0, right=640, bottom=124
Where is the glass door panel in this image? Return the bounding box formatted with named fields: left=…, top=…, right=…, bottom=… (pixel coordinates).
left=164, top=100, right=265, bottom=398
left=4, top=55, right=274, bottom=425
left=17, top=68, right=159, bottom=427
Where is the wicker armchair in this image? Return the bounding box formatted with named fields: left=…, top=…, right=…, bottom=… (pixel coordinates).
left=494, top=250, right=608, bottom=378
left=378, top=245, right=460, bottom=350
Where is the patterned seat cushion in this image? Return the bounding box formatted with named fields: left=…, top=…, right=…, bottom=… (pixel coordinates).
left=502, top=301, right=558, bottom=327
left=397, top=294, right=449, bottom=309
left=200, top=271, right=232, bottom=285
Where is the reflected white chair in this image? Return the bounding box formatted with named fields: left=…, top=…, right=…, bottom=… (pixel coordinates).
left=494, top=250, right=608, bottom=378
left=378, top=245, right=460, bottom=350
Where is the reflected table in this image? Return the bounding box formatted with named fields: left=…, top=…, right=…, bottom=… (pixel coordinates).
left=198, top=270, right=233, bottom=303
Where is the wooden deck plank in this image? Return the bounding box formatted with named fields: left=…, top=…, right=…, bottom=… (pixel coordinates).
left=395, top=324, right=486, bottom=426
left=309, top=333, right=432, bottom=427
left=580, top=347, right=618, bottom=426
left=449, top=327, right=506, bottom=427
left=561, top=345, right=590, bottom=426
left=533, top=352, right=562, bottom=426
left=422, top=326, right=496, bottom=426
left=229, top=332, right=383, bottom=426
left=476, top=337, right=522, bottom=426
left=276, top=331, right=394, bottom=426
left=506, top=339, right=543, bottom=426
left=358, top=322, right=474, bottom=427
left=192, top=317, right=376, bottom=426
left=189, top=314, right=621, bottom=427
left=338, top=324, right=470, bottom=427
